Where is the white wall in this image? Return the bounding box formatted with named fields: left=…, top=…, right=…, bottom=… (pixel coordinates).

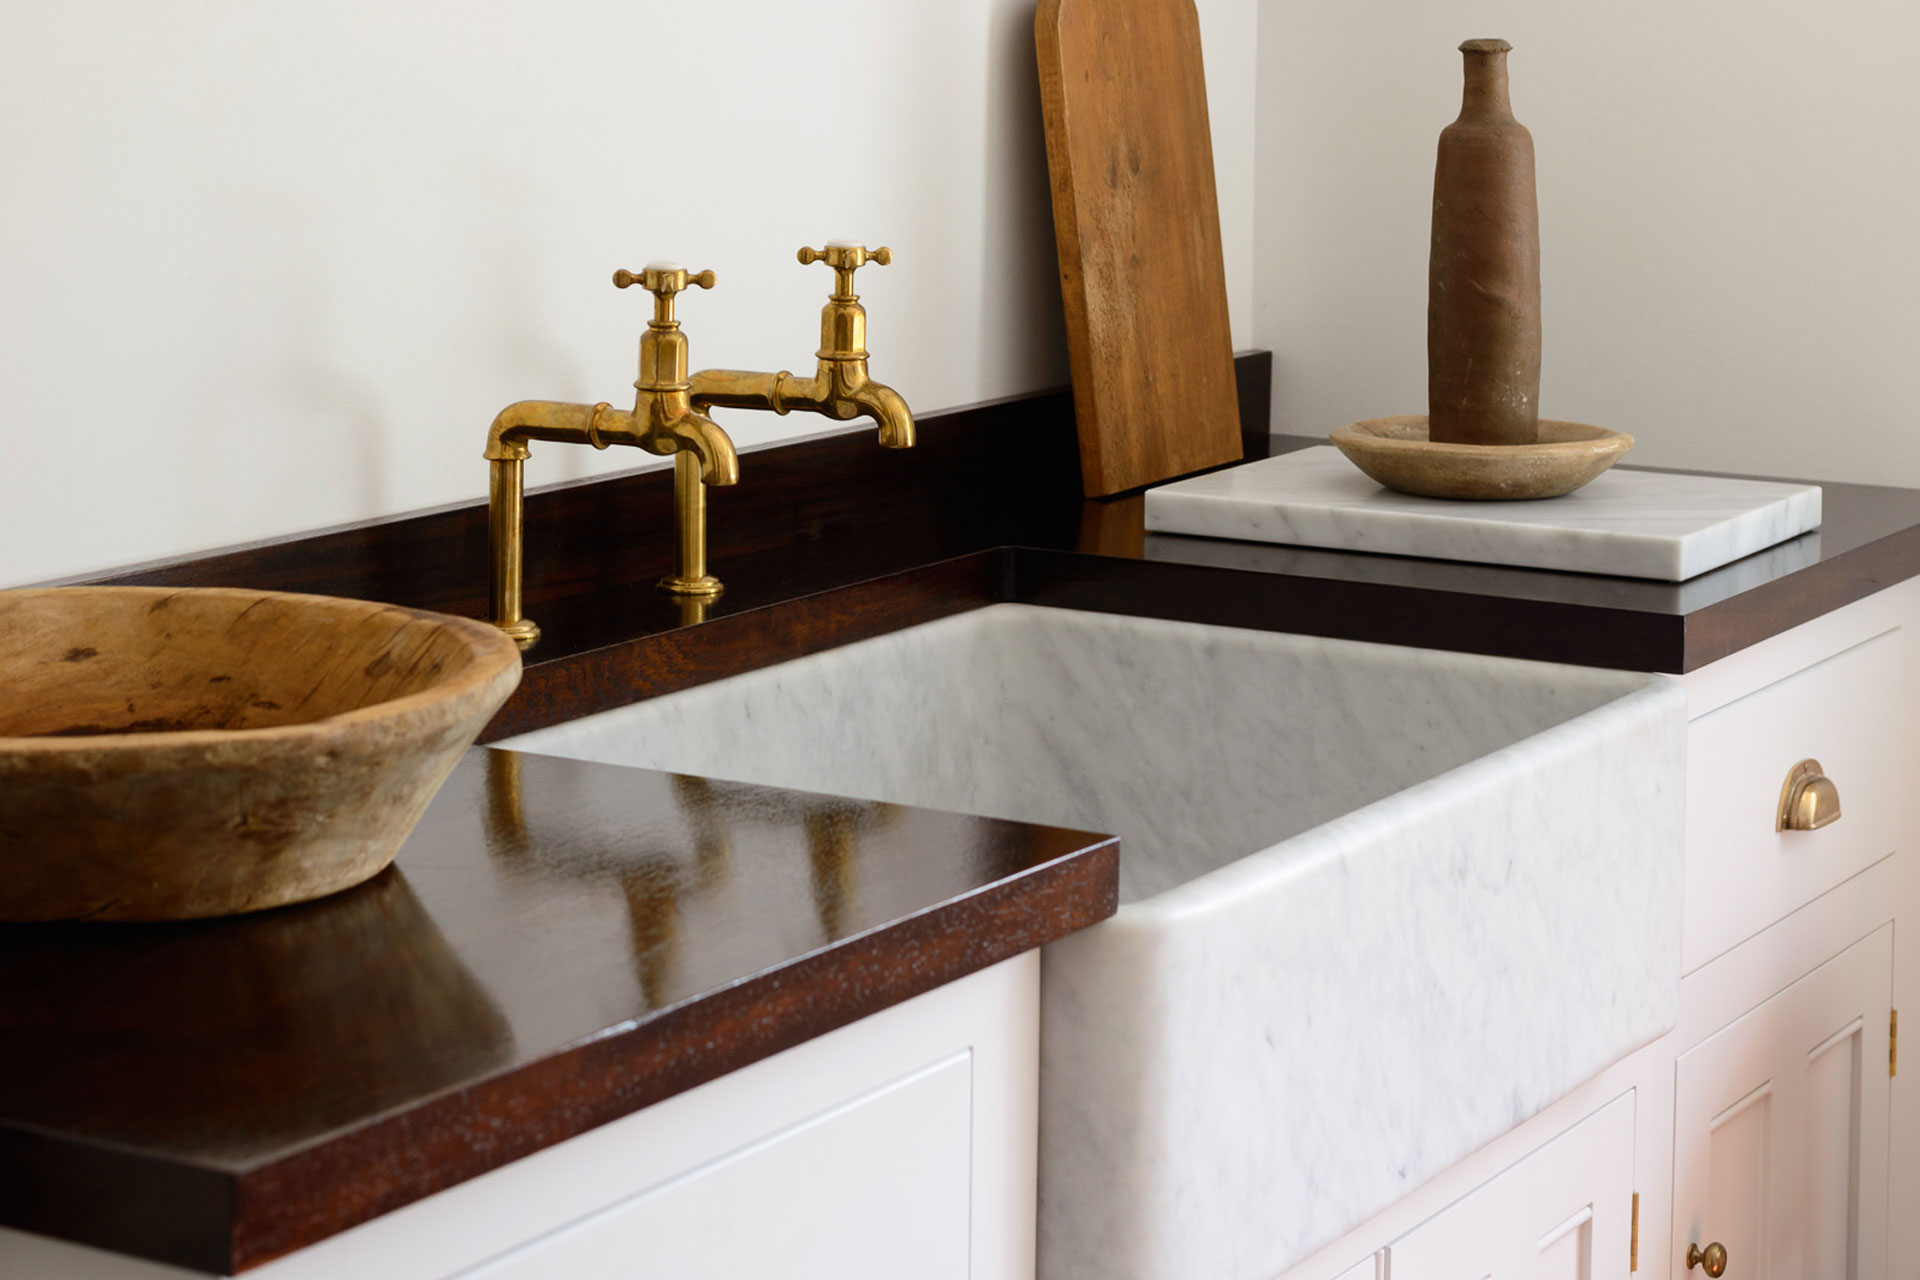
left=10, top=4, right=1911, bottom=586
left=2, top=0, right=1256, bottom=587
left=1255, top=1, right=1920, bottom=485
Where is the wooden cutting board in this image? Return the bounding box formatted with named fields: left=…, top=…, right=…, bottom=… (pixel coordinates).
left=1036, top=0, right=1243, bottom=497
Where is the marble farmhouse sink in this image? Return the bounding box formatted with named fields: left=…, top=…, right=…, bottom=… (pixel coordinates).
left=502, top=604, right=1686, bottom=1280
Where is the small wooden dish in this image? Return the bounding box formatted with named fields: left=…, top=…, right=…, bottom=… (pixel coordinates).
left=0, top=587, right=521, bottom=922
left=1331, top=415, right=1634, bottom=500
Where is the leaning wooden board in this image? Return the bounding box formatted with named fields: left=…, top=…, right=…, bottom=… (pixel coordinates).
left=1036, top=0, right=1243, bottom=497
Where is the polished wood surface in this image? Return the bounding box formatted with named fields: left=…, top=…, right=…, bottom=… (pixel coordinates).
left=1036, top=0, right=1244, bottom=495
left=83, top=361, right=1099, bottom=674
left=72, top=354, right=1920, bottom=703
left=0, top=749, right=1117, bottom=1272
left=21, top=346, right=1920, bottom=1270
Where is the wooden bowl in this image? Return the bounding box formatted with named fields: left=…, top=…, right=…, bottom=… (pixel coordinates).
left=0, top=587, right=521, bottom=921
left=1330, top=415, right=1634, bottom=500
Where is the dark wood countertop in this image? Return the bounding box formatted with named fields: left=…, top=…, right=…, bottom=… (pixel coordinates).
left=1016, top=436, right=1920, bottom=674
left=14, top=348, right=1920, bottom=1271
left=0, top=750, right=1116, bottom=1273
left=79, top=353, right=1920, bottom=739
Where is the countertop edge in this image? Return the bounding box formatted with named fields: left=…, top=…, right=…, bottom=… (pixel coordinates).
left=226, top=834, right=1119, bottom=1270
left=19, top=350, right=1920, bottom=1272
left=4, top=831, right=1119, bottom=1274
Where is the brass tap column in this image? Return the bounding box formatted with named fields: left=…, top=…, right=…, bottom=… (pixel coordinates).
left=481, top=263, right=738, bottom=650
left=616, top=264, right=730, bottom=599
left=487, top=457, right=538, bottom=648
left=665, top=451, right=720, bottom=596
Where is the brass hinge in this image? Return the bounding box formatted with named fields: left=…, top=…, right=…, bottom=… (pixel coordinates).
left=1893, top=1009, right=1899, bottom=1077
left=1630, top=1192, right=1640, bottom=1271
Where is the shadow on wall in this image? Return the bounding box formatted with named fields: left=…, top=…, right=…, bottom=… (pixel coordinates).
left=982, top=1, right=1069, bottom=395
left=455, top=164, right=605, bottom=487
left=252, top=205, right=394, bottom=521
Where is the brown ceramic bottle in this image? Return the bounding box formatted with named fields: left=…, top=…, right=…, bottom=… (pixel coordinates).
left=1428, top=38, right=1541, bottom=446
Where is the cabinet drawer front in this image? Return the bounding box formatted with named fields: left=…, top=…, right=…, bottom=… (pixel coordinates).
left=1684, top=627, right=1903, bottom=971
left=460, top=1053, right=973, bottom=1280
left=1386, top=1090, right=1634, bottom=1279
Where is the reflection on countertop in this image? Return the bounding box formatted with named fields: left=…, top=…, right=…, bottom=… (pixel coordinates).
left=0, top=865, right=513, bottom=1165
left=479, top=750, right=905, bottom=1012
left=0, top=746, right=1116, bottom=1270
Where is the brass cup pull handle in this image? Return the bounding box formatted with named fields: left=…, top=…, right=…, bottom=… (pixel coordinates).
left=1777, top=758, right=1842, bottom=832
left=1687, top=1241, right=1728, bottom=1275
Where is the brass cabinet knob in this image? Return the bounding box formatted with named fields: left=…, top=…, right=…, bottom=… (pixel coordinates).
left=1687, top=1241, right=1728, bottom=1275
left=1776, top=758, right=1842, bottom=831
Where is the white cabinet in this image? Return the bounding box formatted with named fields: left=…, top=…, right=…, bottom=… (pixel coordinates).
left=11, top=580, right=1917, bottom=1280
left=1672, top=926, right=1891, bottom=1280
left=1388, top=1091, right=1635, bottom=1280
left=463, top=1053, right=974, bottom=1280
left=0, top=952, right=1040, bottom=1280
left=1272, top=577, right=1920, bottom=1280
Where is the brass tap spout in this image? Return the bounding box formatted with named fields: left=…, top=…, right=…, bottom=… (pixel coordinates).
left=646, top=412, right=739, bottom=486
left=686, top=365, right=916, bottom=449
left=484, top=400, right=622, bottom=459
left=688, top=242, right=916, bottom=450
left=484, top=398, right=737, bottom=480
left=682, top=368, right=791, bottom=415
left=845, top=380, right=915, bottom=449
left=483, top=263, right=740, bottom=649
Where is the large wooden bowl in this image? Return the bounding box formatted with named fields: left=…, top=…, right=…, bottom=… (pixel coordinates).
left=0, top=587, right=521, bottom=921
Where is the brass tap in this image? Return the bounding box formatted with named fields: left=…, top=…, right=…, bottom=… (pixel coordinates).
left=481, top=244, right=914, bottom=651
left=688, top=242, right=917, bottom=450
left=482, top=263, right=741, bottom=649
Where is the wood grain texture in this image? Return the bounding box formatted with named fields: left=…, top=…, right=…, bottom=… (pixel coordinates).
left=0, top=588, right=520, bottom=921
left=1036, top=0, right=1243, bottom=496
left=0, top=750, right=1118, bottom=1272
left=17, top=351, right=1920, bottom=1272
left=62, top=355, right=1920, bottom=686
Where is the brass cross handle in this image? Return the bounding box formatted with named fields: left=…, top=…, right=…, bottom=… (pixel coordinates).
left=798, top=242, right=892, bottom=296
left=1687, top=1241, right=1728, bottom=1276
left=613, top=264, right=717, bottom=297
left=798, top=243, right=892, bottom=270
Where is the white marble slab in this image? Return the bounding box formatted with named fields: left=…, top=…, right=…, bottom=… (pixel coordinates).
left=1145, top=445, right=1822, bottom=581
left=502, top=605, right=1688, bottom=1280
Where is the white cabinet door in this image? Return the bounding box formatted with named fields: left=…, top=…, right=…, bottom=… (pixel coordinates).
left=1387, top=1091, right=1635, bottom=1279
left=1673, top=925, right=1892, bottom=1280
left=461, top=1052, right=973, bottom=1280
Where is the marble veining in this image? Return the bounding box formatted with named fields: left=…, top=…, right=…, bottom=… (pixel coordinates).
left=503, top=604, right=1687, bottom=1280
left=1144, top=445, right=1822, bottom=581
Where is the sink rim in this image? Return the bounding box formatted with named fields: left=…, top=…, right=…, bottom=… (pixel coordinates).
left=495, top=599, right=1689, bottom=1279
left=1114, top=671, right=1674, bottom=923
left=502, top=599, right=1669, bottom=919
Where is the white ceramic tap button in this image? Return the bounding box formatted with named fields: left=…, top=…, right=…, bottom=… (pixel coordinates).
left=825, top=239, right=862, bottom=250
left=645, top=259, right=684, bottom=272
